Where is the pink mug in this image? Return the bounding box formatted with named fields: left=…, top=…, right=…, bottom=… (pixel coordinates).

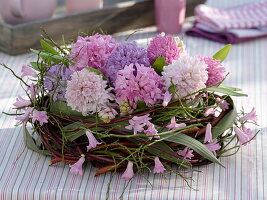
left=155, top=0, right=186, bottom=34
left=66, top=0, right=103, bottom=14
left=0, top=0, right=57, bottom=25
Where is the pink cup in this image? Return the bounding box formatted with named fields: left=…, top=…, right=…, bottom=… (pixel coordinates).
left=0, top=0, right=57, bottom=25
left=66, top=0, right=103, bottom=14
left=155, top=0, right=186, bottom=34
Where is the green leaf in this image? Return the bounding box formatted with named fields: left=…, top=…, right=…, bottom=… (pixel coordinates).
left=162, top=133, right=224, bottom=167
left=204, top=87, right=248, bottom=97
left=153, top=56, right=167, bottom=74
left=40, top=40, right=59, bottom=55
left=213, top=44, right=232, bottom=62
left=212, top=96, right=237, bottom=138
left=63, top=129, right=86, bottom=141
left=62, top=121, right=89, bottom=131
left=30, top=62, right=41, bottom=71
left=137, top=101, right=146, bottom=109
left=86, top=67, right=106, bottom=79
left=50, top=101, right=84, bottom=118
left=146, top=141, right=190, bottom=168
left=168, top=84, right=177, bottom=94
left=23, top=126, right=51, bottom=156
left=30, top=49, right=63, bottom=64
left=220, top=85, right=242, bottom=91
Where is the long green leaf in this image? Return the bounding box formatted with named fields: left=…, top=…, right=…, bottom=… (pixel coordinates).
left=213, top=44, right=232, bottom=62
left=204, top=87, right=248, bottom=97
left=212, top=96, right=237, bottom=138
left=24, top=126, right=51, bottom=156
left=129, top=138, right=190, bottom=168
left=50, top=101, right=84, bottom=117
left=220, top=85, right=242, bottom=91
left=40, top=40, right=59, bottom=55
left=163, top=134, right=224, bottom=167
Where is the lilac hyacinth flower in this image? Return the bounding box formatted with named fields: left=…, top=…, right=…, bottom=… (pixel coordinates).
left=121, top=161, right=134, bottom=180
left=69, top=155, right=85, bottom=176
left=13, top=96, right=31, bottom=108
left=21, top=65, right=37, bottom=78
left=239, top=107, right=257, bottom=123
left=44, top=65, right=74, bottom=101
left=177, top=147, right=194, bottom=159
left=153, top=157, right=166, bottom=174
left=162, top=91, right=172, bottom=107
left=204, top=123, right=213, bottom=143
left=166, top=117, right=186, bottom=130
left=204, top=107, right=216, bottom=117
left=86, top=131, right=101, bottom=151
left=105, top=41, right=150, bottom=84
left=205, top=140, right=221, bottom=155
left=32, top=110, right=49, bottom=126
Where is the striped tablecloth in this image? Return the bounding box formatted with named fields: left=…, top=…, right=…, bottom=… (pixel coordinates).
left=0, top=0, right=266, bottom=199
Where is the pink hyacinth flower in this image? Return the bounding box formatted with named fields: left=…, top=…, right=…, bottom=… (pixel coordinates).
left=205, top=140, right=221, bottom=155
left=15, top=107, right=34, bottom=123
left=13, top=96, right=32, bottom=108
left=121, top=161, right=134, bottom=180
left=204, top=123, right=213, bottom=143
left=153, top=157, right=166, bottom=174
left=98, top=107, right=118, bottom=123
left=125, top=114, right=152, bottom=135
left=144, top=124, right=160, bottom=140
left=215, top=98, right=230, bottom=111
left=86, top=131, right=101, bottom=151
left=204, top=108, right=216, bottom=117
left=69, top=156, right=85, bottom=176
left=21, top=65, right=37, bottom=78
left=234, top=127, right=253, bottom=146
left=32, top=110, right=49, bottom=126
left=239, top=107, right=257, bottom=124
left=166, top=117, right=186, bottom=130
left=162, top=91, right=172, bottom=107
left=177, top=147, right=194, bottom=159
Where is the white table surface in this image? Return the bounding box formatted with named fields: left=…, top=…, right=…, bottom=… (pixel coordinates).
left=0, top=0, right=267, bottom=199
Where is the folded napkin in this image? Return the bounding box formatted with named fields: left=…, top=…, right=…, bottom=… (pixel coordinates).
left=186, top=1, right=267, bottom=44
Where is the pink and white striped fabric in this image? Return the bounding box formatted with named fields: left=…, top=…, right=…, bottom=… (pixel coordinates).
left=195, top=1, right=267, bottom=31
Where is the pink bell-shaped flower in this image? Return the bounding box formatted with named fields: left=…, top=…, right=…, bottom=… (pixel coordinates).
left=162, top=91, right=172, bottom=107
left=204, top=108, right=216, bottom=117
left=121, top=161, right=134, bottom=180
left=205, top=140, right=221, bottom=155
left=166, top=117, right=186, bottom=130
left=69, top=155, right=85, bottom=176
left=177, top=147, right=194, bottom=159
left=204, top=123, right=213, bottom=143
left=86, top=131, right=101, bottom=151
left=21, top=65, right=37, bottom=78
left=153, top=157, right=166, bottom=174
left=239, top=107, right=257, bottom=123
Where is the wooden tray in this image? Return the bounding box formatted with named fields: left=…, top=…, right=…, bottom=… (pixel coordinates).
left=0, top=0, right=205, bottom=55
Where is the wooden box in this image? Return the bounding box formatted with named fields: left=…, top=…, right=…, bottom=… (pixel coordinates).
left=0, top=0, right=205, bottom=55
